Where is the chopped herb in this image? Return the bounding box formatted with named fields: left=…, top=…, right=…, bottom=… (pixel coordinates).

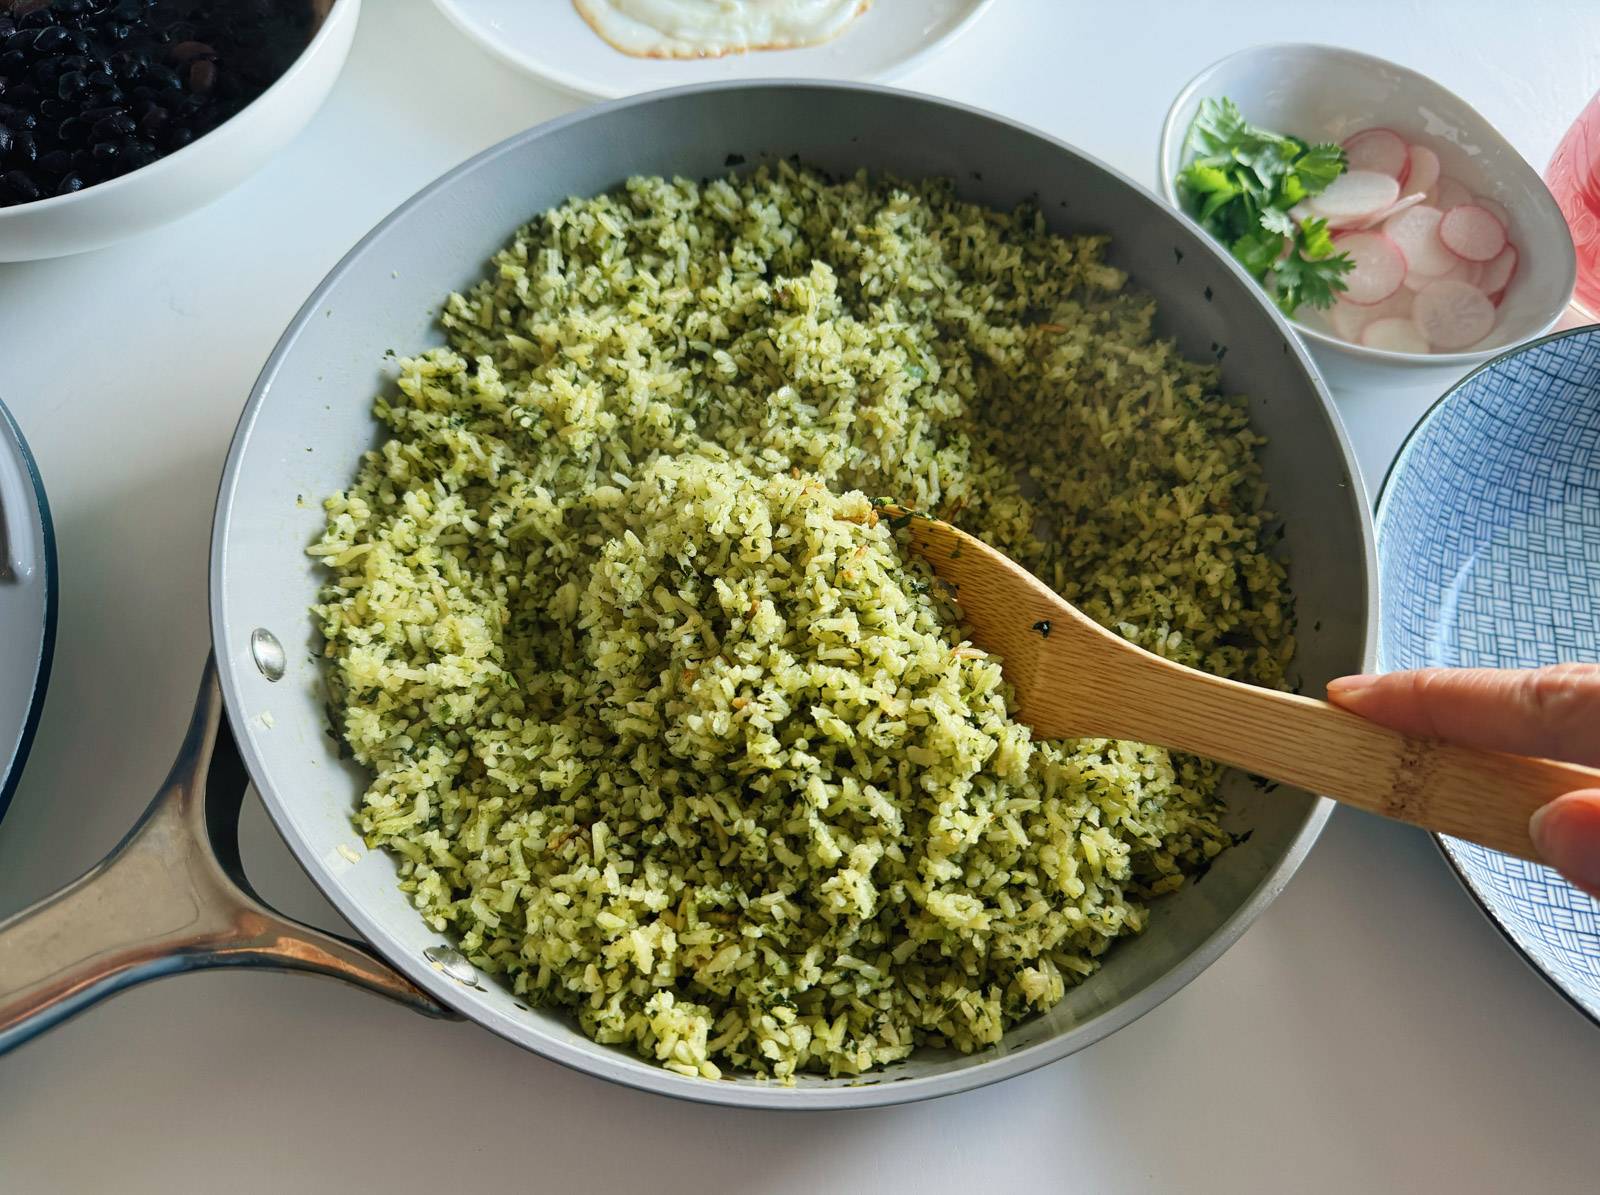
left=1176, top=97, right=1353, bottom=316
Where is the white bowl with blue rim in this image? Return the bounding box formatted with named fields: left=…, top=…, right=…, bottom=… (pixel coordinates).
left=1377, top=325, right=1600, bottom=1022
left=0, top=395, right=56, bottom=825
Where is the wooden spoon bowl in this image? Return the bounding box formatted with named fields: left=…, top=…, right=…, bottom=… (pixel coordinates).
left=887, top=507, right=1600, bottom=862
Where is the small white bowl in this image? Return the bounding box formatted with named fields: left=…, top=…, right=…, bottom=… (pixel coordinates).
left=1158, top=43, right=1576, bottom=368
left=0, top=0, right=360, bottom=262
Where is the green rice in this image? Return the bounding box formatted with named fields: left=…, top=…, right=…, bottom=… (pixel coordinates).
left=311, top=164, right=1293, bottom=1081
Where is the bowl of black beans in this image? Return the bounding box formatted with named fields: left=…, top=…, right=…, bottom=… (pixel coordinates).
left=0, top=0, right=358, bottom=259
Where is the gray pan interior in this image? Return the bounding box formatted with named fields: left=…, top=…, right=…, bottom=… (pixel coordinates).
left=211, top=82, right=1376, bottom=1109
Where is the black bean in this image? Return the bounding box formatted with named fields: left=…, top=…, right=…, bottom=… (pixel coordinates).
left=142, top=63, right=179, bottom=90
left=0, top=126, right=11, bottom=159
left=187, top=59, right=214, bottom=92
left=38, top=148, right=72, bottom=173
left=92, top=111, right=134, bottom=139
left=38, top=97, right=68, bottom=118
left=32, top=27, right=72, bottom=54
left=162, top=123, right=192, bottom=151
left=0, top=50, right=27, bottom=75
left=57, top=115, right=88, bottom=143
left=11, top=130, right=35, bottom=163
left=54, top=171, right=85, bottom=194
left=6, top=82, right=38, bottom=105
left=1, top=169, right=41, bottom=202
left=57, top=71, right=91, bottom=100
left=4, top=109, right=36, bottom=131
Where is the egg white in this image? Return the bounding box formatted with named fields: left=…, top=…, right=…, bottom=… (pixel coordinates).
left=573, top=0, right=871, bottom=59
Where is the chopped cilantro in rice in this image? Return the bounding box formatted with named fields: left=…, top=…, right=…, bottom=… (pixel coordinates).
left=311, top=164, right=1293, bottom=1081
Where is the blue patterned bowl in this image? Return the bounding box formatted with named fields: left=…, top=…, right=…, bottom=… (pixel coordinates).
left=1377, top=326, right=1600, bottom=1023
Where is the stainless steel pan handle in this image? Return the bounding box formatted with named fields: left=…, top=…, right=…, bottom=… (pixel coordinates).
left=0, top=657, right=452, bottom=1053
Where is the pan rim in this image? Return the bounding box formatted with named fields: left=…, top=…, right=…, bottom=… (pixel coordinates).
left=210, top=78, right=1369, bottom=1109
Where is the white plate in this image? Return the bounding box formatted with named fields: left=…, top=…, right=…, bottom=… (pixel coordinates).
left=431, top=0, right=994, bottom=99
left=0, top=398, right=55, bottom=826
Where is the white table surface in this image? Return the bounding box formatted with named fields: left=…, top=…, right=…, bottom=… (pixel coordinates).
left=2, top=2, right=1598, bottom=1191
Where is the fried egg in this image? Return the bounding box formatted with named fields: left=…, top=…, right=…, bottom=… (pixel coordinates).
left=573, top=0, right=871, bottom=59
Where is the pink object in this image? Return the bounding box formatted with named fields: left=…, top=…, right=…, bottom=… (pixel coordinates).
left=1545, top=89, right=1600, bottom=320
left=1439, top=205, right=1508, bottom=262
left=1474, top=195, right=1511, bottom=228
left=1325, top=288, right=1412, bottom=342
left=1342, top=129, right=1410, bottom=180
left=1478, top=243, right=1519, bottom=294
left=1353, top=191, right=1426, bottom=231
left=1360, top=316, right=1431, bottom=353
left=1308, top=171, right=1402, bottom=223
left=1384, top=204, right=1458, bottom=278
left=1405, top=145, right=1442, bottom=197
left=1412, top=279, right=1497, bottom=349
left=1403, top=256, right=1480, bottom=291
left=1333, top=231, right=1407, bottom=304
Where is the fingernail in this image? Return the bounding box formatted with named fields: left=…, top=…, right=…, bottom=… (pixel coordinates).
left=1529, top=794, right=1600, bottom=892
left=1326, top=673, right=1378, bottom=699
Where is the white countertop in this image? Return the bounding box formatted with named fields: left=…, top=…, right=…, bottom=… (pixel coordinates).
left=2, top=2, right=1598, bottom=1190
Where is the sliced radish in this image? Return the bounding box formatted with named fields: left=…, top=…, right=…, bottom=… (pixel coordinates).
left=1308, top=170, right=1402, bottom=223
left=1478, top=243, right=1518, bottom=294
left=1405, top=145, right=1442, bottom=197
left=1333, top=231, right=1407, bottom=305
left=1383, top=204, right=1456, bottom=278
left=1433, top=175, right=1473, bottom=211
left=1327, top=300, right=1372, bottom=341
left=1474, top=195, right=1511, bottom=228
left=1326, top=288, right=1413, bottom=343
left=1353, top=191, right=1427, bottom=230
left=1361, top=317, right=1431, bottom=353
left=1412, top=279, right=1496, bottom=350
left=1342, top=129, right=1410, bottom=180
left=1403, top=256, right=1482, bottom=291
left=1439, top=205, right=1508, bottom=262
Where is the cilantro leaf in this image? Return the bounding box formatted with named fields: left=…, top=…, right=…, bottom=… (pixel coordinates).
left=1271, top=217, right=1353, bottom=314
left=1230, top=227, right=1284, bottom=279
left=1293, top=143, right=1347, bottom=196
left=1176, top=98, right=1354, bottom=317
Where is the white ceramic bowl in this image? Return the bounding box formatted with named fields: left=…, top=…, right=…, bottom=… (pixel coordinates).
left=1158, top=44, right=1576, bottom=368
left=0, top=0, right=360, bottom=262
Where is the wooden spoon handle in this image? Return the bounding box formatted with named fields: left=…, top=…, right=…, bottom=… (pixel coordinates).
left=1073, top=652, right=1600, bottom=862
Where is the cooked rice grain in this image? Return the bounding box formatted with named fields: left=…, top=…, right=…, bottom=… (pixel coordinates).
left=312, top=165, right=1292, bottom=1081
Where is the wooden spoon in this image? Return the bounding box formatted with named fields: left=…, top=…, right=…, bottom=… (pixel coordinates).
left=887, top=508, right=1600, bottom=862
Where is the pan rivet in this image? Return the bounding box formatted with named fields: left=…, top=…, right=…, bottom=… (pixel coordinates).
left=250, top=628, right=285, bottom=682
left=423, top=945, right=476, bottom=985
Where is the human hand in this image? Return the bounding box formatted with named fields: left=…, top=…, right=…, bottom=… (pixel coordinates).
left=1326, top=663, right=1600, bottom=898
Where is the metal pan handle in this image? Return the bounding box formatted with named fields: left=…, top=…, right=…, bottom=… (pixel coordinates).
left=0, top=657, right=453, bottom=1053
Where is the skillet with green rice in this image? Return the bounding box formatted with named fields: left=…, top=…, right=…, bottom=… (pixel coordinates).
left=310, top=163, right=1292, bottom=1081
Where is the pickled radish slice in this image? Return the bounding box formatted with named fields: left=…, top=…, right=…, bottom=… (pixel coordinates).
left=1333, top=231, right=1407, bottom=305
left=1354, top=191, right=1426, bottom=230
left=1403, top=256, right=1481, bottom=290
left=1405, top=145, right=1441, bottom=197
left=1384, top=204, right=1457, bottom=277
left=1361, top=317, right=1430, bottom=353
left=1308, top=170, right=1402, bottom=222
left=1412, top=279, right=1496, bottom=350
left=1475, top=195, right=1511, bottom=227
left=1478, top=243, right=1518, bottom=294
left=1439, top=205, right=1507, bottom=262
left=1342, top=128, right=1410, bottom=180
left=1433, top=175, right=1472, bottom=211
left=1328, top=299, right=1372, bottom=341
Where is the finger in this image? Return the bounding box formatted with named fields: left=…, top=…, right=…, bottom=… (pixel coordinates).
left=1529, top=790, right=1600, bottom=898
left=1325, top=664, right=1600, bottom=766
